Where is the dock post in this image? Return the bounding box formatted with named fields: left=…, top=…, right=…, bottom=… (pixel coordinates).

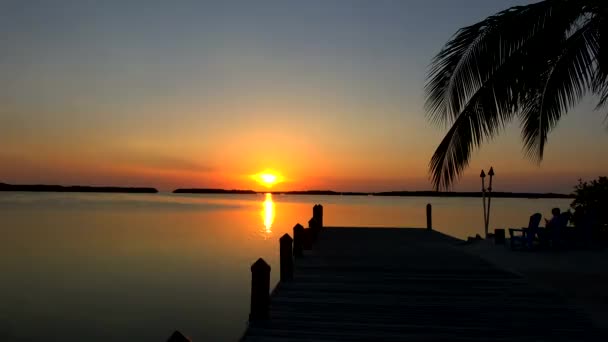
left=313, top=204, right=324, bottom=228
left=293, top=224, right=304, bottom=257
left=279, top=234, right=294, bottom=282
left=249, top=258, right=271, bottom=321
left=426, top=203, right=432, bottom=231
left=167, top=331, right=191, bottom=342
left=318, top=204, right=324, bottom=228
left=309, top=217, right=320, bottom=242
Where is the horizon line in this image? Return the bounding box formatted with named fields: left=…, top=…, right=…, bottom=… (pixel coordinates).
left=0, top=182, right=574, bottom=198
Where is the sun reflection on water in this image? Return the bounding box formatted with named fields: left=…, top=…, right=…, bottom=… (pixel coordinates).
left=262, top=193, right=275, bottom=236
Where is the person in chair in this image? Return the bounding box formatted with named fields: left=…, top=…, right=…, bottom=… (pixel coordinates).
left=545, top=208, right=561, bottom=230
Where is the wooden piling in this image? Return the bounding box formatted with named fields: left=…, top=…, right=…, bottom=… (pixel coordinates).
left=293, top=224, right=304, bottom=257
left=319, top=204, right=323, bottom=228
left=279, top=234, right=294, bottom=282
left=426, top=203, right=432, bottom=231
left=309, top=217, right=319, bottom=242
left=249, top=258, right=271, bottom=321
left=313, top=204, right=324, bottom=228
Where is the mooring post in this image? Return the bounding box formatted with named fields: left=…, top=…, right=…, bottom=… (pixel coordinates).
left=309, top=216, right=319, bottom=242
left=315, top=204, right=323, bottom=228
left=494, top=228, right=505, bottom=245
left=426, top=203, right=432, bottom=231
left=249, top=258, right=271, bottom=321
left=293, top=223, right=304, bottom=257
left=279, top=234, right=294, bottom=282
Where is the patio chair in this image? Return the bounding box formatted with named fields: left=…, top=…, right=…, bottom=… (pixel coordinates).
left=509, top=213, right=542, bottom=250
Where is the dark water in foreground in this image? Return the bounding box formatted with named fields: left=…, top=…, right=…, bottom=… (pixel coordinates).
left=0, top=192, right=571, bottom=341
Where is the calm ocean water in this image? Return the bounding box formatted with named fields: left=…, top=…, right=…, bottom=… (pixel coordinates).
left=0, top=192, right=571, bottom=341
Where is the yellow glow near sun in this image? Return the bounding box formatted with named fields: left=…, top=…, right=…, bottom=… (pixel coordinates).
left=252, top=170, right=284, bottom=188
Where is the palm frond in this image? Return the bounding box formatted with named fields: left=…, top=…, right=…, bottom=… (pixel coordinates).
left=429, top=51, right=530, bottom=190
left=425, top=1, right=557, bottom=125
left=425, top=0, right=599, bottom=190
left=520, top=15, right=599, bottom=161
left=592, top=12, right=608, bottom=113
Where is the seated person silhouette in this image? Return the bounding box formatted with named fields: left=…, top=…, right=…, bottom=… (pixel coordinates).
left=545, top=208, right=561, bottom=230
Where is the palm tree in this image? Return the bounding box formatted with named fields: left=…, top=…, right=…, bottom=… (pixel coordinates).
left=425, top=0, right=607, bottom=190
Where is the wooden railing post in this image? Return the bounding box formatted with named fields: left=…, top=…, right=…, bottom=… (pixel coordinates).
left=249, top=258, right=271, bottom=321
left=426, top=203, right=432, bottom=231
left=167, top=330, right=191, bottom=342
left=280, top=234, right=294, bottom=282
left=293, top=224, right=304, bottom=257
left=313, top=204, right=324, bottom=229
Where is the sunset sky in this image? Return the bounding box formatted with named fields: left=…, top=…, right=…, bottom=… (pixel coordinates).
left=1, top=0, right=606, bottom=193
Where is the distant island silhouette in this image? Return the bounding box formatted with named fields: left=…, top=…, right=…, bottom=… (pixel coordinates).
left=173, top=188, right=573, bottom=199
left=269, top=190, right=371, bottom=196
left=0, top=183, right=573, bottom=198
left=173, top=188, right=256, bottom=194
left=373, top=190, right=573, bottom=199
left=0, top=182, right=158, bottom=193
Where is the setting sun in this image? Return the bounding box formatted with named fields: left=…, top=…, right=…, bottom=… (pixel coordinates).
left=261, top=173, right=277, bottom=185
left=252, top=170, right=284, bottom=188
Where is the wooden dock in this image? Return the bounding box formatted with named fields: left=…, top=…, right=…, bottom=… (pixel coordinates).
left=241, top=226, right=599, bottom=341
left=165, top=205, right=600, bottom=341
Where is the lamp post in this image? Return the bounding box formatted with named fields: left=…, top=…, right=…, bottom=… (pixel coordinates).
left=480, top=170, right=487, bottom=237
left=486, top=167, right=495, bottom=238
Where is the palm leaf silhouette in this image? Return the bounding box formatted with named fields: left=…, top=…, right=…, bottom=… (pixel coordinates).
left=425, top=0, right=607, bottom=190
